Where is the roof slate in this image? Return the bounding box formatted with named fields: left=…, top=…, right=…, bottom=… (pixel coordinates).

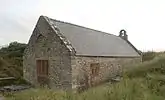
left=45, top=16, right=140, bottom=57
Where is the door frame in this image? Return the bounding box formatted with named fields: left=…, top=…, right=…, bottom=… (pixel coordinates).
left=36, top=58, right=49, bottom=87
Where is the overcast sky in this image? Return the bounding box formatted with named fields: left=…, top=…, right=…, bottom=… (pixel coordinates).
left=0, top=0, right=165, bottom=51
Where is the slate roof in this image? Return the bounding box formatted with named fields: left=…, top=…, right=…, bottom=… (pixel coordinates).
left=45, top=16, right=141, bottom=57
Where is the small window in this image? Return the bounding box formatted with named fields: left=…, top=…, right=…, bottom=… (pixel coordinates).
left=36, top=60, right=48, bottom=76
left=90, top=63, right=100, bottom=76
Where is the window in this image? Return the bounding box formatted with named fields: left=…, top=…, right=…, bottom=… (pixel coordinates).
left=90, top=63, right=100, bottom=76
left=36, top=60, right=48, bottom=76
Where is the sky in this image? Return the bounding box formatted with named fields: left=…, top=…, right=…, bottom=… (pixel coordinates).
left=0, top=0, right=165, bottom=52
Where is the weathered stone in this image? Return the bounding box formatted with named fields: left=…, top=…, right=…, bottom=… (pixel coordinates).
left=71, top=56, right=141, bottom=91
left=23, top=16, right=142, bottom=92
left=23, top=16, right=72, bottom=90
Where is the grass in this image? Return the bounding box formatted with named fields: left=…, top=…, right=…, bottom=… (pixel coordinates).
left=3, top=55, right=165, bottom=100
left=4, top=78, right=165, bottom=100
left=0, top=41, right=164, bottom=99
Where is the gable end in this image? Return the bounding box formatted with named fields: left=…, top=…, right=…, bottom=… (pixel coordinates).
left=43, top=16, right=76, bottom=55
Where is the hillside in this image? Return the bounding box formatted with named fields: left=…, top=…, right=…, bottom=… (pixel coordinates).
left=4, top=51, right=165, bottom=100
left=0, top=42, right=27, bottom=85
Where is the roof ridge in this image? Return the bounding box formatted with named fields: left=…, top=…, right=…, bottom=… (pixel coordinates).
left=45, top=16, right=119, bottom=38
left=43, top=16, right=76, bottom=55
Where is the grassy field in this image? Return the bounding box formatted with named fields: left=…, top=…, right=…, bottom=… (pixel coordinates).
left=3, top=54, right=165, bottom=100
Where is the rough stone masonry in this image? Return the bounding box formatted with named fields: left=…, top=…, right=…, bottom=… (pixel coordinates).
left=23, top=16, right=142, bottom=92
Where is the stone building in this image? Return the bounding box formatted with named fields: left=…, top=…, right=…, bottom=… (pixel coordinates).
left=23, top=16, right=142, bottom=91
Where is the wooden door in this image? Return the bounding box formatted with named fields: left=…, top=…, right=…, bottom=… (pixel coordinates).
left=36, top=60, right=49, bottom=87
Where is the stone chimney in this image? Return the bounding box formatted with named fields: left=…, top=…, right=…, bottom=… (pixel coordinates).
left=119, top=29, right=128, bottom=40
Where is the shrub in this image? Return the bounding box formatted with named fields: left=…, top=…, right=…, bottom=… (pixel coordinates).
left=0, top=41, right=27, bottom=85
left=142, top=51, right=156, bottom=61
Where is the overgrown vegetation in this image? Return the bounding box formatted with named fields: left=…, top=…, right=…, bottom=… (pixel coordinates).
left=142, top=51, right=156, bottom=61
left=142, top=51, right=165, bottom=61
left=4, top=50, right=165, bottom=100
left=0, top=41, right=165, bottom=99
left=0, top=41, right=28, bottom=85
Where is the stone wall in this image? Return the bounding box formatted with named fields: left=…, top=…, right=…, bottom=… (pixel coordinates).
left=71, top=56, right=141, bottom=91
left=23, top=16, right=72, bottom=90
left=23, top=16, right=142, bottom=92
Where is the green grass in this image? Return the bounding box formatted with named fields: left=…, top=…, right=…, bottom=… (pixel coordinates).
left=4, top=55, right=165, bottom=100
left=4, top=78, right=165, bottom=100
left=1, top=41, right=165, bottom=99
left=0, top=42, right=28, bottom=86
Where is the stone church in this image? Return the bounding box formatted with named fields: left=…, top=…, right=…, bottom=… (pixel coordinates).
left=23, top=15, right=141, bottom=91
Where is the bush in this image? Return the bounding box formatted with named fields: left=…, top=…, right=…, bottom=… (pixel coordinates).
left=125, top=56, right=165, bottom=78
left=142, top=51, right=156, bottom=61
left=0, top=41, right=27, bottom=85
